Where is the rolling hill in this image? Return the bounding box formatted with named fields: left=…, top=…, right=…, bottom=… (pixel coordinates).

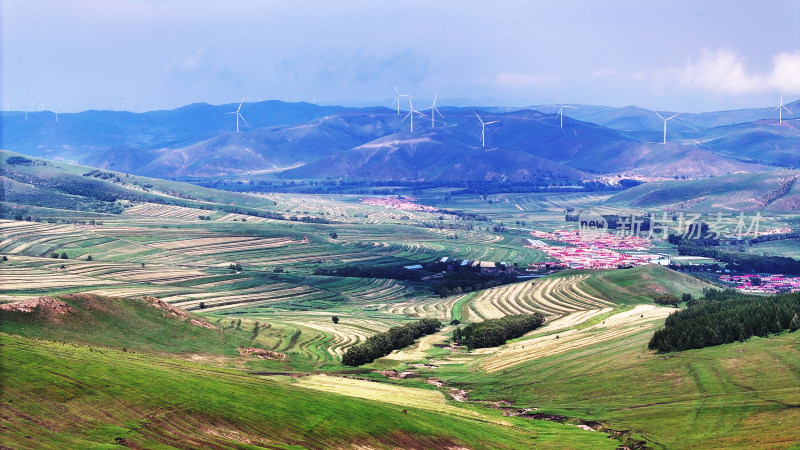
left=607, top=169, right=800, bottom=212
left=2, top=100, right=796, bottom=181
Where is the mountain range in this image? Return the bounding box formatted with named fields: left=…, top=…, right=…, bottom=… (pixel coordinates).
left=1, top=99, right=797, bottom=182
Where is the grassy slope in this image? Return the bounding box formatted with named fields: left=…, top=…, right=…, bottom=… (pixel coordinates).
left=606, top=169, right=800, bottom=212
left=3, top=333, right=580, bottom=449
left=551, top=264, right=716, bottom=306
left=435, top=324, right=800, bottom=449
left=0, top=294, right=253, bottom=356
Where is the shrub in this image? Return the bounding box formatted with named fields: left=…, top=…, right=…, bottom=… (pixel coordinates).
left=452, top=314, right=545, bottom=350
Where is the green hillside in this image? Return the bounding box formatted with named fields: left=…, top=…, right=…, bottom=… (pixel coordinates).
left=2, top=333, right=618, bottom=449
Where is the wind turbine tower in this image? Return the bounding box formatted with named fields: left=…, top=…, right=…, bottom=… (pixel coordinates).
left=392, top=86, right=409, bottom=115
left=226, top=99, right=248, bottom=133
left=428, top=93, right=445, bottom=128
left=654, top=111, right=679, bottom=144
left=556, top=104, right=575, bottom=128
left=475, top=112, right=499, bottom=147
left=774, top=92, right=791, bottom=125
left=402, top=96, right=426, bottom=132
left=54, top=103, right=65, bottom=122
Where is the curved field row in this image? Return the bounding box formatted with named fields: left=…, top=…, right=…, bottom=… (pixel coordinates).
left=287, top=318, right=393, bottom=358
left=292, top=375, right=509, bottom=424
left=468, top=275, right=615, bottom=322
left=164, top=284, right=320, bottom=312
left=0, top=268, right=123, bottom=290
left=540, top=308, right=613, bottom=331
left=123, top=203, right=212, bottom=220
left=481, top=325, right=654, bottom=373
left=479, top=305, right=674, bottom=372
left=148, top=236, right=305, bottom=254
left=384, top=295, right=465, bottom=320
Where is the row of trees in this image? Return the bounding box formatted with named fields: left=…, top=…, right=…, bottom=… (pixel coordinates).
left=452, top=313, right=545, bottom=350
left=342, top=318, right=442, bottom=366
left=313, top=265, right=423, bottom=281
left=648, top=291, right=800, bottom=353
left=677, top=244, right=800, bottom=275
left=432, top=271, right=517, bottom=298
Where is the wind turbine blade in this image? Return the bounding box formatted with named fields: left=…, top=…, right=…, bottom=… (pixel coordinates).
left=237, top=99, right=244, bottom=112
left=782, top=105, right=791, bottom=113
left=485, top=120, right=499, bottom=125
left=667, top=113, right=680, bottom=121
left=239, top=114, right=248, bottom=126
left=435, top=108, right=445, bottom=119
left=654, top=111, right=665, bottom=121
left=394, top=86, right=400, bottom=95
left=772, top=106, right=780, bottom=111
left=474, top=111, right=484, bottom=124
left=403, top=111, right=412, bottom=121
left=432, top=93, right=438, bottom=108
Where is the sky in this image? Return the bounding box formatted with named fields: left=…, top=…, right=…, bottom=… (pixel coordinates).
left=2, top=0, right=799, bottom=113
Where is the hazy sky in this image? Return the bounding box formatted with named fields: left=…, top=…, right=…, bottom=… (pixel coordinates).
left=2, top=0, right=799, bottom=113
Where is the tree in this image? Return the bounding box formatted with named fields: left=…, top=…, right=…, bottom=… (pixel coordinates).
left=450, top=319, right=461, bottom=325
left=681, top=293, right=693, bottom=304
left=199, top=301, right=206, bottom=309
left=141, top=262, right=145, bottom=268
left=331, top=316, right=339, bottom=324
left=51, top=253, right=60, bottom=259
left=653, top=294, right=680, bottom=307
left=1, top=255, right=7, bottom=261
left=60, top=252, right=68, bottom=259
left=330, top=232, right=338, bottom=239
left=86, top=255, right=93, bottom=261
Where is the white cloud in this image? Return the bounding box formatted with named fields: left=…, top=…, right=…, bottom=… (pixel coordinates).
left=770, top=51, right=800, bottom=93
left=677, top=48, right=800, bottom=94
left=168, top=48, right=212, bottom=77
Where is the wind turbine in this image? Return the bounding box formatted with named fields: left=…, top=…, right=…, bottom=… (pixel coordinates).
left=427, top=93, right=445, bottom=128
left=226, top=98, right=248, bottom=133
left=402, top=96, right=426, bottom=132
left=391, top=86, right=409, bottom=115
left=556, top=104, right=575, bottom=128
left=654, top=111, right=679, bottom=144
left=773, top=92, right=791, bottom=125
left=475, top=112, right=499, bottom=147
left=54, top=103, right=65, bottom=122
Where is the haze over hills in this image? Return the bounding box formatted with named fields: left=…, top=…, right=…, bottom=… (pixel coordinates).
left=1, top=99, right=797, bottom=181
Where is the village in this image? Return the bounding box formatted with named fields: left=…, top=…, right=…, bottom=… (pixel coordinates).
left=526, top=229, right=659, bottom=270
left=719, top=274, right=800, bottom=294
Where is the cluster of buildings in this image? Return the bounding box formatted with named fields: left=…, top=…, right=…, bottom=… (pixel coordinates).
left=719, top=274, right=800, bottom=293
left=359, top=196, right=438, bottom=212
left=526, top=229, right=658, bottom=270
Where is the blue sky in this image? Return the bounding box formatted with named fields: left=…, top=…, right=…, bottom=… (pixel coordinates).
left=2, top=0, right=799, bottom=113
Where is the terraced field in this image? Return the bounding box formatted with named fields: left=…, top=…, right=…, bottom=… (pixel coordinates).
left=384, top=294, right=466, bottom=319
left=479, top=304, right=674, bottom=372
left=467, top=274, right=615, bottom=321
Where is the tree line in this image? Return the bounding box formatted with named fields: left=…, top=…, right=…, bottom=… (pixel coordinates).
left=313, top=265, right=423, bottom=281
left=452, top=313, right=545, bottom=350
left=677, top=244, right=800, bottom=275
left=648, top=290, right=800, bottom=354
left=342, top=318, right=442, bottom=366
left=432, top=271, right=517, bottom=297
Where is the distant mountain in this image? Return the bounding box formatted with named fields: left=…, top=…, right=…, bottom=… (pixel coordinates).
left=532, top=99, right=800, bottom=140
left=285, top=109, right=765, bottom=181
left=1, top=99, right=796, bottom=181
left=0, top=101, right=349, bottom=160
